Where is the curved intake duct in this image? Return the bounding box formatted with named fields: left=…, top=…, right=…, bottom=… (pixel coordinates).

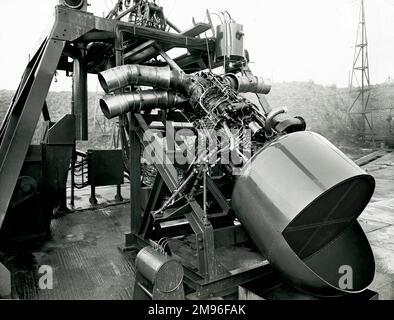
left=98, top=65, right=186, bottom=94
left=232, top=131, right=375, bottom=296
left=224, top=73, right=272, bottom=94
left=99, top=91, right=187, bottom=119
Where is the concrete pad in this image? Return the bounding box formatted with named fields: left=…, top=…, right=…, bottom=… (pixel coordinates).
left=369, top=271, right=394, bottom=300
left=357, top=152, right=394, bottom=299
left=374, top=281, right=394, bottom=300
left=361, top=203, right=394, bottom=225
left=359, top=218, right=390, bottom=234
left=369, top=271, right=394, bottom=291
left=370, top=245, right=394, bottom=276
left=372, top=198, right=394, bottom=210
left=370, top=179, right=394, bottom=203
left=7, top=204, right=136, bottom=300
left=363, top=152, right=394, bottom=170
left=367, top=225, right=394, bottom=252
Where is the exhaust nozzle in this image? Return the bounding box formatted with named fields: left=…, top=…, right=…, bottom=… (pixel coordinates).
left=98, top=65, right=184, bottom=94
left=224, top=73, right=272, bottom=94
left=99, top=90, right=187, bottom=119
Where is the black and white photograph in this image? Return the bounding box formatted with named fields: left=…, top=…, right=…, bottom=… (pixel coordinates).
left=0, top=0, right=393, bottom=308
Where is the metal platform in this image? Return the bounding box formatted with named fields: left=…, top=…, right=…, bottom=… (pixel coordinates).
left=0, top=151, right=393, bottom=300
left=0, top=201, right=269, bottom=300
left=1, top=203, right=136, bottom=300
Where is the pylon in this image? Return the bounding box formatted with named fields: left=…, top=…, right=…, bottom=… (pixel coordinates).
left=348, top=0, right=375, bottom=141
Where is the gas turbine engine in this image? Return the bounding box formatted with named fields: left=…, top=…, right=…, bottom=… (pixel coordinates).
left=98, top=65, right=305, bottom=171
left=98, top=65, right=375, bottom=297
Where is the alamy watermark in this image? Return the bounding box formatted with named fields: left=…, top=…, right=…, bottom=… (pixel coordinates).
left=142, top=123, right=252, bottom=173
left=338, top=265, right=353, bottom=290
left=38, top=265, right=53, bottom=290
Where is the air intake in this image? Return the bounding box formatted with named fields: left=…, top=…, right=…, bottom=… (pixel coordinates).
left=59, top=0, right=87, bottom=10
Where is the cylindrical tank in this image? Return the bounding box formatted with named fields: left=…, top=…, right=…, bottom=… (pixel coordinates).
left=232, top=131, right=375, bottom=296
left=135, top=246, right=184, bottom=293
left=216, top=23, right=245, bottom=61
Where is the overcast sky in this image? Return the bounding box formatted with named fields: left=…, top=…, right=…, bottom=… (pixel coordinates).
left=1, top=0, right=394, bottom=91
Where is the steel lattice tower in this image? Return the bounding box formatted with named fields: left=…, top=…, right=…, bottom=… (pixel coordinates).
left=348, top=0, right=374, bottom=141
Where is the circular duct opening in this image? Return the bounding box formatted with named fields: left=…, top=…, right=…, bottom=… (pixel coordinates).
left=99, top=99, right=112, bottom=119
left=98, top=73, right=110, bottom=94
left=282, top=175, right=375, bottom=293
left=283, top=175, right=375, bottom=260
left=63, top=0, right=84, bottom=9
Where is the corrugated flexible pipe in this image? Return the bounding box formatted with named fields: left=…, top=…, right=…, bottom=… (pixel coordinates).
left=98, top=65, right=186, bottom=93
left=99, top=90, right=188, bottom=119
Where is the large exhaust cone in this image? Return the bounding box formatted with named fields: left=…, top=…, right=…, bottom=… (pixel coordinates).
left=232, top=131, right=375, bottom=296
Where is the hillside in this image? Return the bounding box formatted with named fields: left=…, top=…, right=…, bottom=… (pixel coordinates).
left=0, top=89, right=112, bottom=150
left=1, top=81, right=393, bottom=152
left=267, top=82, right=394, bottom=145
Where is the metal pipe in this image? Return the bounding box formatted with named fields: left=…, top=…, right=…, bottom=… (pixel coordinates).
left=153, top=44, right=183, bottom=73
left=136, top=283, right=153, bottom=299
left=224, top=73, right=272, bottom=94
left=115, top=4, right=137, bottom=20
left=124, top=47, right=159, bottom=64
left=106, top=0, right=123, bottom=19
left=166, top=19, right=182, bottom=33
left=98, top=65, right=185, bottom=93
left=153, top=169, right=198, bottom=217
left=123, top=40, right=156, bottom=62
left=70, top=146, right=76, bottom=208
left=265, top=107, right=287, bottom=136
left=99, top=90, right=187, bottom=119
left=202, top=165, right=208, bottom=225
left=72, top=46, right=88, bottom=141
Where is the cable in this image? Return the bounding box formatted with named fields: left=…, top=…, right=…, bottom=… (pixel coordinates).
left=204, top=33, right=213, bottom=71
left=208, top=12, right=224, bottom=25
left=224, top=10, right=233, bottom=22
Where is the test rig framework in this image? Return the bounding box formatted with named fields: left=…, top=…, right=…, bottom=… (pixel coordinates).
left=0, top=0, right=378, bottom=300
